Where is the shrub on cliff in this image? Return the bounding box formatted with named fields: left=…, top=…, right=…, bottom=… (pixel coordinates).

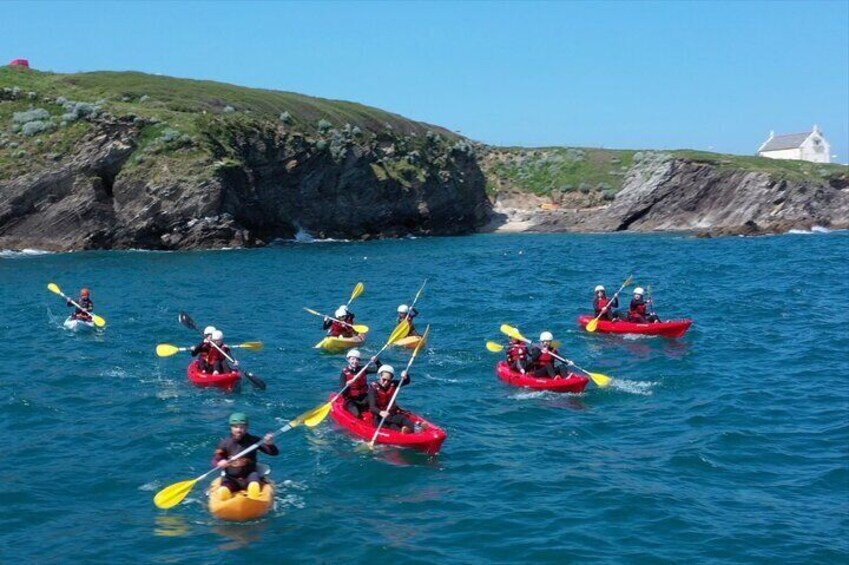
left=317, top=119, right=332, bottom=133
left=12, top=108, right=51, bottom=123
left=21, top=120, right=54, bottom=136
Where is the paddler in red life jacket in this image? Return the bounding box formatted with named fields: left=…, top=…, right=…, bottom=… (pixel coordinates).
left=340, top=348, right=381, bottom=418
left=528, top=331, right=569, bottom=378
left=191, top=325, right=216, bottom=371
left=628, top=287, right=661, bottom=323
left=212, top=412, right=279, bottom=501
left=506, top=338, right=530, bottom=374
left=206, top=330, right=237, bottom=374
left=68, top=288, right=94, bottom=321
left=368, top=365, right=424, bottom=433
left=323, top=305, right=357, bottom=338
left=593, top=285, right=620, bottom=321
left=396, top=304, right=420, bottom=336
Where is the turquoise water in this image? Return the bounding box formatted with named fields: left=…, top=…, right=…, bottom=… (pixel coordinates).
left=2, top=232, right=847, bottom=564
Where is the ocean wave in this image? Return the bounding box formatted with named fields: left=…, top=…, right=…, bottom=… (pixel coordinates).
left=0, top=248, right=53, bottom=258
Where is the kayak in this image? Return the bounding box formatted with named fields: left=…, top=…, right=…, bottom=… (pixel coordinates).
left=314, top=333, right=367, bottom=353
left=577, top=314, right=693, bottom=338
left=393, top=334, right=426, bottom=350
left=496, top=361, right=589, bottom=393
left=186, top=360, right=241, bottom=392
left=63, top=316, right=96, bottom=332
left=208, top=476, right=274, bottom=521
left=329, top=394, right=447, bottom=455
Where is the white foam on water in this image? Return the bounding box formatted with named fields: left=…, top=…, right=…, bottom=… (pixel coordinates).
left=610, top=379, right=657, bottom=396
left=0, top=248, right=53, bottom=258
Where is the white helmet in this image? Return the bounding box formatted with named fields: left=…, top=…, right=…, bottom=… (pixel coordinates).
left=540, top=331, right=554, bottom=342
left=211, top=330, right=224, bottom=342
left=634, top=287, right=645, bottom=296
left=397, top=304, right=409, bottom=314
left=203, top=325, right=216, bottom=336
left=346, top=348, right=361, bottom=360
left=594, top=285, right=605, bottom=293
left=378, top=364, right=395, bottom=376
left=335, top=305, right=348, bottom=318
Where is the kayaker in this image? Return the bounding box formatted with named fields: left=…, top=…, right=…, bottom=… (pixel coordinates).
left=340, top=348, right=381, bottom=417
left=593, top=285, right=620, bottom=321
left=368, top=365, right=422, bottom=433
left=212, top=412, right=279, bottom=501
left=506, top=338, right=530, bottom=374
left=396, top=304, right=420, bottom=336
left=628, top=287, right=661, bottom=323
left=68, top=288, right=94, bottom=321
left=323, top=305, right=357, bottom=337
left=528, top=331, right=569, bottom=378
left=190, top=325, right=216, bottom=370
left=207, top=330, right=237, bottom=374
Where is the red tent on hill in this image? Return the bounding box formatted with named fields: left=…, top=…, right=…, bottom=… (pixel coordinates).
left=9, top=59, right=30, bottom=68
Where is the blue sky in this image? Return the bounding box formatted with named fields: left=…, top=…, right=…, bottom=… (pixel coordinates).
left=2, top=0, right=848, bottom=162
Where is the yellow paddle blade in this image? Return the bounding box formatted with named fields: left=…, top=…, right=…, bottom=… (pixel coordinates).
left=500, top=324, right=528, bottom=342
left=387, top=319, right=411, bottom=345
left=411, top=325, right=430, bottom=358
left=586, top=318, right=600, bottom=333
left=303, top=307, right=322, bottom=317
left=589, top=372, right=612, bottom=388
left=624, top=275, right=634, bottom=287
left=47, top=282, right=62, bottom=296
left=156, top=343, right=181, bottom=357
left=91, top=313, right=106, bottom=328
left=352, top=324, right=369, bottom=334
left=301, top=403, right=331, bottom=427
left=486, top=341, right=504, bottom=353
left=153, top=478, right=199, bottom=509
left=350, top=282, right=365, bottom=302
left=238, top=341, right=264, bottom=350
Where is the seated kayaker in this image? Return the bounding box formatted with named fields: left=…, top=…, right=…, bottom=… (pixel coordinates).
left=593, top=285, right=620, bottom=321
left=396, top=304, right=420, bottom=336
left=206, top=330, right=237, bottom=374
left=323, top=305, right=357, bottom=337
left=628, top=287, right=661, bottom=323
left=213, top=412, right=279, bottom=501
left=340, top=348, right=381, bottom=418
left=528, top=331, right=569, bottom=378
left=368, top=365, right=423, bottom=433
left=68, top=288, right=94, bottom=321
left=506, top=338, right=530, bottom=374
left=190, top=325, right=216, bottom=370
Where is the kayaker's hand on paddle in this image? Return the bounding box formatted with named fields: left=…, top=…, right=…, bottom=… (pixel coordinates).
left=263, top=433, right=274, bottom=445
left=216, top=460, right=229, bottom=469
left=379, top=410, right=390, bottom=419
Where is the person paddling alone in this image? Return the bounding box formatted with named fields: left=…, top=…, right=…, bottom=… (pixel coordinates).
left=212, top=412, right=278, bottom=501
left=206, top=330, right=237, bottom=375
left=340, top=348, right=381, bottom=418
left=593, top=285, right=619, bottom=321
left=69, top=288, right=94, bottom=322
left=396, top=304, right=420, bottom=336
left=529, top=331, right=569, bottom=378
left=368, top=365, right=423, bottom=433
left=628, top=287, right=660, bottom=323
left=323, top=305, right=357, bottom=338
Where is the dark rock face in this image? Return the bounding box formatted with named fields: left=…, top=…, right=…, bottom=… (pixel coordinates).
left=0, top=122, right=490, bottom=250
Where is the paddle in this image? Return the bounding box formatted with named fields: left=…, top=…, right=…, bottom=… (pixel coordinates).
left=156, top=341, right=263, bottom=358
left=153, top=403, right=328, bottom=510
left=500, top=324, right=612, bottom=388
left=299, top=319, right=412, bottom=427
left=486, top=339, right=559, bottom=353
left=369, top=324, right=430, bottom=448
left=179, top=312, right=266, bottom=391
left=586, top=275, right=633, bottom=332
left=303, top=308, right=369, bottom=334
left=47, top=283, right=106, bottom=328
left=346, top=282, right=365, bottom=307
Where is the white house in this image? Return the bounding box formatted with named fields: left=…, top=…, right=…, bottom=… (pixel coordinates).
left=757, top=125, right=831, bottom=163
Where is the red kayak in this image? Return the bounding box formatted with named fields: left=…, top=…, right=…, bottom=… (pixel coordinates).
left=186, top=360, right=241, bottom=392
left=496, top=361, right=589, bottom=393
left=328, top=395, right=447, bottom=456
left=577, top=314, right=693, bottom=338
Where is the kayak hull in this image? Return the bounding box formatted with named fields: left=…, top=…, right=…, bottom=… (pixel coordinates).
left=208, top=477, right=274, bottom=521
left=186, top=360, right=241, bottom=392
left=577, top=314, right=693, bottom=338
left=329, top=395, right=446, bottom=455
left=393, top=334, right=426, bottom=350
left=496, top=361, right=589, bottom=393
left=314, top=333, right=367, bottom=353
left=63, top=316, right=96, bottom=332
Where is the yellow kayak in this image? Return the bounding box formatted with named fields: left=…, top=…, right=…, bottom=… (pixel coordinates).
left=314, top=333, right=367, bottom=353
left=208, top=477, right=274, bottom=521
left=393, top=334, right=426, bottom=350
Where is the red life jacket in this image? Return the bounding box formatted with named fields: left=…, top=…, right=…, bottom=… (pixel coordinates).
left=329, top=320, right=354, bottom=337
left=370, top=381, right=398, bottom=412
left=596, top=297, right=611, bottom=312
left=536, top=347, right=557, bottom=366
left=207, top=344, right=230, bottom=366
left=507, top=343, right=528, bottom=362
left=342, top=366, right=368, bottom=398
left=630, top=299, right=648, bottom=317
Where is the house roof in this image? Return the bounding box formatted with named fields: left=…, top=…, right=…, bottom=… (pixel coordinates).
left=760, top=132, right=811, bottom=152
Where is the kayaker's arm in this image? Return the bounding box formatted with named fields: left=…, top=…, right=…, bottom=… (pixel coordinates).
left=258, top=436, right=279, bottom=456
left=399, top=371, right=411, bottom=387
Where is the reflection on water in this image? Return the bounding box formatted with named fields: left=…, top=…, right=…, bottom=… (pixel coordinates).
left=153, top=514, right=192, bottom=538
left=213, top=521, right=268, bottom=551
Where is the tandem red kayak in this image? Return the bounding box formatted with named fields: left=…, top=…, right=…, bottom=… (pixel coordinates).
left=577, top=315, right=693, bottom=338
left=328, top=395, right=447, bottom=455
left=186, top=360, right=241, bottom=392
left=496, top=361, right=589, bottom=393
